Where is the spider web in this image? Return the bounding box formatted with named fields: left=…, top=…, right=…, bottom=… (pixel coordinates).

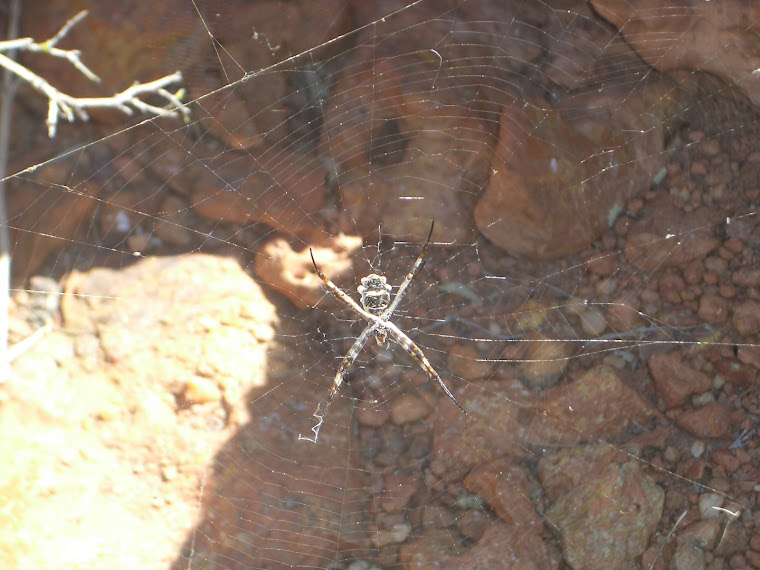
left=2, top=1, right=759, bottom=569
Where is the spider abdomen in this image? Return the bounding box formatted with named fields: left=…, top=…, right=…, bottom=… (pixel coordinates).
left=358, top=274, right=392, bottom=315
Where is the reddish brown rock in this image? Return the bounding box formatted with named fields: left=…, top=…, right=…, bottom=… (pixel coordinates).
left=698, top=294, right=731, bottom=324
left=675, top=402, right=732, bottom=439
left=400, top=524, right=561, bottom=570
left=323, top=14, right=495, bottom=244
left=684, top=260, right=704, bottom=285
left=389, top=394, right=431, bottom=425
left=541, top=1, right=649, bottom=91
left=624, top=232, right=718, bottom=272
left=710, top=449, right=741, bottom=474
left=732, top=268, right=760, bottom=288
left=605, top=297, right=645, bottom=331
left=98, top=189, right=164, bottom=246
left=737, top=346, right=760, bottom=371
left=647, top=352, right=712, bottom=409
left=356, top=400, right=390, bottom=428
left=714, top=359, right=756, bottom=390
left=63, top=254, right=278, bottom=417
left=658, top=270, right=686, bottom=305
left=589, top=0, right=760, bottom=107
left=680, top=519, right=721, bottom=552
left=446, top=344, right=494, bottom=381
left=535, top=365, right=657, bottom=444
left=476, top=86, right=671, bottom=259
left=432, top=366, right=654, bottom=478
left=724, top=238, right=744, bottom=254
left=750, top=531, right=760, bottom=552
left=335, top=104, right=492, bottom=243
left=255, top=234, right=362, bottom=310
left=732, top=301, right=760, bottom=337
left=684, top=460, right=706, bottom=481
left=152, top=196, right=193, bottom=247
left=585, top=252, right=619, bottom=276
left=190, top=163, right=326, bottom=235
left=539, top=445, right=626, bottom=502
left=539, top=445, right=664, bottom=569
left=381, top=473, right=419, bottom=513
left=464, top=458, right=541, bottom=528
left=704, top=256, right=728, bottom=274
left=431, top=380, right=525, bottom=473
left=9, top=179, right=98, bottom=279
left=518, top=337, right=572, bottom=389
left=456, top=510, right=489, bottom=542
left=176, top=0, right=352, bottom=151
left=671, top=538, right=705, bottom=569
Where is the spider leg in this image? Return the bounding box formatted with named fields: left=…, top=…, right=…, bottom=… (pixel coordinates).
left=383, top=220, right=435, bottom=318
left=298, top=322, right=378, bottom=442
left=310, top=248, right=377, bottom=323
left=385, top=321, right=466, bottom=414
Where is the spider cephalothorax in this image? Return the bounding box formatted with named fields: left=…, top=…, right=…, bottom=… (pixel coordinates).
left=298, top=221, right=466, bottom=443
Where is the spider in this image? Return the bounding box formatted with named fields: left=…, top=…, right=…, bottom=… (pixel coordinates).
left=298, top=221, right=466, bottom=443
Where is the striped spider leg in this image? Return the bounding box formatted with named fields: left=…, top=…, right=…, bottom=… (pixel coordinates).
left=299, top=221, right=466, bottom=443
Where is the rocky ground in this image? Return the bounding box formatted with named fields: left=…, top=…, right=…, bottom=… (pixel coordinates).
left=0, top=1, right=759, bottom=569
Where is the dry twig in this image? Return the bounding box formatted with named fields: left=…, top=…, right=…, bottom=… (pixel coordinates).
left=0, top=10, right=189, bottom=137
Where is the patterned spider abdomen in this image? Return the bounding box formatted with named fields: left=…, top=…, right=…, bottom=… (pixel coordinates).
left=358, top=274, right=393, bottom=346
left=358, top=274, right=392, bottom=315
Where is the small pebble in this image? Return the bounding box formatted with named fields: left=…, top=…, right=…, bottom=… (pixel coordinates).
left=390, top=394, right=430, bottom=424
left=691, top=440, right=706, bottom=458
left=698, top=493, right=723, bottom=519
left=372, top=522, right=411, bottom=548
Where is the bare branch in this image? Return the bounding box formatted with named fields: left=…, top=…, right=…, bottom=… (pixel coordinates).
left=0, top=10, right=189, bottom=137
left=42, top=9, right=89, bottom=48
